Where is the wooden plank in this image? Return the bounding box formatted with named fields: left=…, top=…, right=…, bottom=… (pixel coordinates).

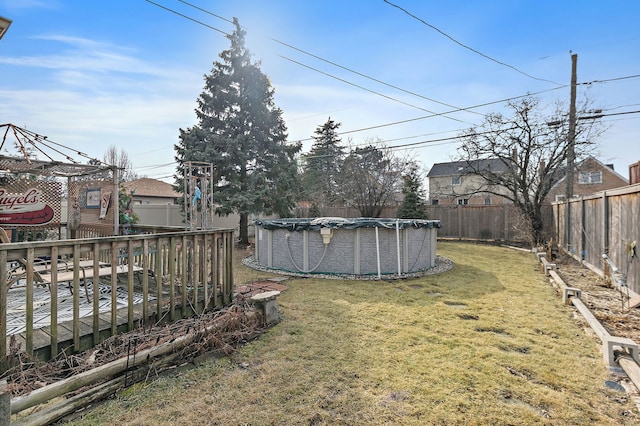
left=169, top=238, right=176, bottom=321
left=37, top=264, right=141, bottom=284
left=25, top=248, right=35, bottom=354
left=0, top=250, right=7, bottom=371
left=110, top=241, right=118, bottom=335
left=49, top=246, right=59, bottom=357
left=193, top=235, right=200, bottom=313
left=92, top=244, right=101, bottom=345
left=212, top=235, right=218, bottom=308
left=127, top=240, right=134, bottom=330
left=72, top=247, right=81, bottom=352
left=571, top=297, right=609, bottom=341
left=141, top=239, right=149, bottom=325
left=155, top=238, right=163, bottom=323
left=181, top=235, right=188, bottom=316
left=628, top=295, right=640, bottom=309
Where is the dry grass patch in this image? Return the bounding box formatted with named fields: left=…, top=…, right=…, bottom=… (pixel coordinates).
left=70, top=242, right=638, bottom=425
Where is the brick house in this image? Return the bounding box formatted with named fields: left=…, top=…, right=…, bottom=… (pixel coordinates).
left=546, top=156, right=628, bottom=202
left=427, top=158, right=512, bottom=206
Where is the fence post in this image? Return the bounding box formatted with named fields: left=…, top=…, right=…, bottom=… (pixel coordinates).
left=457, top=205, right=462, bottom=240
left=580, top=196, right=586, bottom=259
left=602, top=191, right=609, bottom=256
left=504, top=205, right=509, bottom=241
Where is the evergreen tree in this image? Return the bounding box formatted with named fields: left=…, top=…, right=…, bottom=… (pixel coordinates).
left=397, top=162, right=428, bottom=219
left=175, top=18, right=301, bottom=246
left=302, top=118, right=344, bottom=209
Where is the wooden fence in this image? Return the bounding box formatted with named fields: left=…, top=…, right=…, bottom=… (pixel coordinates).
left=1, top=228, right=234, bottom=371
left=424, top=204, right=554, bottom=243
left=296, top=204, right=555, bottom=244
left=554, top=183, right=640, bottom=294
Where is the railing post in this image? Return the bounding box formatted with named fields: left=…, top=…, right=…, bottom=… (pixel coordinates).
left=0, top=250, right=7, bottom=372
left=72, top=245, right=81, bottom=352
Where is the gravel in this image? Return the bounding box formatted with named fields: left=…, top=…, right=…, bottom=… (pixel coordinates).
left=241, top=255, right=454, bottom=281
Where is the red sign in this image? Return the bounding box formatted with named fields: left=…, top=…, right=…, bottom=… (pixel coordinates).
left=0, top=188, right=55, bottom=225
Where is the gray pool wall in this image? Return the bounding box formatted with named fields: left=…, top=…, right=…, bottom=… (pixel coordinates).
left=254, top=218, right=440, bottom=276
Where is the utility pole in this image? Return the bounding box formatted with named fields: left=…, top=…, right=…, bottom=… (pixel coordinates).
left=566, top=53, right=577, bottom=200
left=565, top=53, right=577, bottom=253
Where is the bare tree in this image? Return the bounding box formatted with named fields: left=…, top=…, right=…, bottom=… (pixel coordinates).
left=339, top=141, right=408, bottom=217
left=457, top=96, right=604, bottom=246
left=103, top=145, right=138, bottom=182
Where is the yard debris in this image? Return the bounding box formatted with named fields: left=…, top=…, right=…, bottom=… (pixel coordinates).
left=1, top=299, right=266, bottom=398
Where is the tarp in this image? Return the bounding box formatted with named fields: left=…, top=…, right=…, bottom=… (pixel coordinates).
left=253, top=217, right=441, bottom=231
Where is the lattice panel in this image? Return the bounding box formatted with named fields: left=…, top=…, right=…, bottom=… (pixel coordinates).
left=68, top=179, right=117, bottom=235
left=0, top=179, right=63, bottom=229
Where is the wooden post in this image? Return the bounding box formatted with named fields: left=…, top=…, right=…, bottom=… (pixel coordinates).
left=110, top=241, right=118, bottom=335
left=580, top=196, right=586, bottom=259
left=72, top=245, right=81, bottom=352
left=0, top=251, right=8, bottom=372
left=127, top=240, right=134, bottom=330
left=50, top=246, right=59, bottom=357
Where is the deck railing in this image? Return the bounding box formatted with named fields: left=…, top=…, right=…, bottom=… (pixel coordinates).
left=1, top=228, right=234, bottom=371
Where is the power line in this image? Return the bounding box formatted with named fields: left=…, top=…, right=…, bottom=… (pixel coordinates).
left=143, top=1, right=640, bottom=169
left=302, top=125, right=520, bottom=160
left=579, top=109, right=640, bottom=120
left=291, top=85, right=568, bottom=143
left=178, top=0, right=485, bottom=117
left=136, top=161, right=178, bottom=170
left=277, top=54, right=467, bottom=123
left=146, top=0, right=639, bottom=140
left=290, top=74, right=640, bottom=143
left=158, top=0, right=478, bottom=123
left=144, top=0, right=230, bottom=36
left=383, top=0, right=562, bottom=86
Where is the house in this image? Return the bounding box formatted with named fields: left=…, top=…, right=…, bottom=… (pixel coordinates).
left=122, top=178, right=181, bottom=205
left=547, top=156, right=628, bottom=202
left=427, top=158, right=511, bottom=206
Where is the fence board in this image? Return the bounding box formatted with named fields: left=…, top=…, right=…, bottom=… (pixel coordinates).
left=554, top=184, right=640, bottom=294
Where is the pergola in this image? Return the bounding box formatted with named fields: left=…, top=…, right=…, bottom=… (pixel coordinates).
left=0, top=123, right=119, bottom=239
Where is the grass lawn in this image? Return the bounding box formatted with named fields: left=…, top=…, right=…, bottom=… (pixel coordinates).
left=71, top=241, right=638, bottom=425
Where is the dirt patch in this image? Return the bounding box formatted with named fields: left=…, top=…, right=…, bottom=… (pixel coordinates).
left=551, top=252, right=640, bottom=343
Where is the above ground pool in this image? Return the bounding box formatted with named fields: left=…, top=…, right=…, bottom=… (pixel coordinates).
left=252, top=217, right=441, bottom=278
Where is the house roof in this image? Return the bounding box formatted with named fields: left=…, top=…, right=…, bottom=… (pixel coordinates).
left=427, top=158, right=508, bottom=177
left=122, top=178, right=181, bottom=198
left=549, top=156, right=629, bottom=190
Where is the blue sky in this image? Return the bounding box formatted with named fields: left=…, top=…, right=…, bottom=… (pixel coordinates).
left=1, top=0, right=638, bottom=183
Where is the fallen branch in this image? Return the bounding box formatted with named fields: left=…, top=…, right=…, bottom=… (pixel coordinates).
left=8, top=303, right=263, bottom=417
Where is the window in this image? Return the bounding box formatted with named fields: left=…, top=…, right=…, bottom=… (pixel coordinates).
left=457, top=198, right=469, bottom=205
left=555, top=194, right=565, bottom=202
left=451, top=176, right=461, bottom=185
left=431, top=199, right=439, bottom=205
left=484, top=198, right=491, bottom=205
left=578, top=171, right=602, bottom=184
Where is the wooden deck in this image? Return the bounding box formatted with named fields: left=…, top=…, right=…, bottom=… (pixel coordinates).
left=2, top=229, right=235, bottom=368
left=7, top=272, right=230, bottom=360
